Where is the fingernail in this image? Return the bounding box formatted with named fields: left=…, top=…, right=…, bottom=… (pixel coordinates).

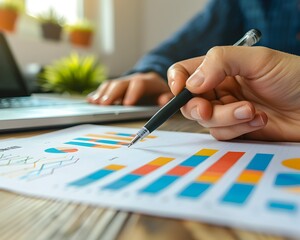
left=249, top=115, right=265, bottom=127
left=234, top=105, right=252, bottom=120
left=186, top=69, right=205, bottom=87
left=191, top=108, right=202, bottom=120
left=101, top=95, right=109, bottom=103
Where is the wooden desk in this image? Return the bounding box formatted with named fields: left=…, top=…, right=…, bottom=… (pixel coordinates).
left=0, top=114, right=289, bottom=240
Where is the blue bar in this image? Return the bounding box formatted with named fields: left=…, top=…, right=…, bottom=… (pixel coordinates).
left=65, top=141, right=96, bottom=147
left=95, top=139, right=120, bottom=144
left=102, top=174, right=141, bottom=190
left=275, top=173, right=300, bottom=186
left=246, top=153, right=273, bottom=171
left=268, top=200, right=297, bottom=213
left=221, top=183, right=254, bottom=205
left=178, top=182, right=211, bottom=198
left=114, top=133, right=132, bottom=137
left=180, top=155, right=209, bottom=167
left=69, top=169, right=114, bottom=187
left=140, top=175, right=179, bottom=194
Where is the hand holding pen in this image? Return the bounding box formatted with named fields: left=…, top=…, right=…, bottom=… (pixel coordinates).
left=128, top=29, right=262, bottom=147
left=166, top=35, right=300, bottom=142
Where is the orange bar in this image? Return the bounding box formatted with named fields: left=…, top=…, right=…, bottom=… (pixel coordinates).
left=167, top=166, right=193, bottom=176
left=131, top=165, right=159, bottom=175
left=194, top=151, right=244, bottom=183
left=206, top=151, right=244, bottom=173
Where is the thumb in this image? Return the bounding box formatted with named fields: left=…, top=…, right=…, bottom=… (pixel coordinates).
left=185, top=46, right=279, bottom=94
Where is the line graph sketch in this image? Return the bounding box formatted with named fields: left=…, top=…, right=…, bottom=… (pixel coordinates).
left=0, top=154, right=79, bottom=180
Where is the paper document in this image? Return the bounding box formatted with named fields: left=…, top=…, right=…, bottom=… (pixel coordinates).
left=0, top=124, right=299, bottom=237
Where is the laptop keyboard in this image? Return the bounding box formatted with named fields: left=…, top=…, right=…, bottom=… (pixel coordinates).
left=0, top=97, right=74, bottom=109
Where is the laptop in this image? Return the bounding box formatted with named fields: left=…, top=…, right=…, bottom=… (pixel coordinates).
left=0, top=32, right=159, bottom=132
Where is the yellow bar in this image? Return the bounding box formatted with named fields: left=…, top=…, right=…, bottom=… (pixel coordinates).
left=149, top=157, right=175, bottom=166
left=236, top=170, right=262, bottom=184
left=196, top=174, right=220, bottom=183
left=105, top=164, right=126, bottom=171
left=195, top=148, right=218, bottom=156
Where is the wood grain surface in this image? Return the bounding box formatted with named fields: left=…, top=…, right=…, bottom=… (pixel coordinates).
left=0, top=114, right=296, bottom=240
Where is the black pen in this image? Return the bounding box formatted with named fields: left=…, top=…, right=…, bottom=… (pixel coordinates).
left=128, top=29, right=262, bottom=147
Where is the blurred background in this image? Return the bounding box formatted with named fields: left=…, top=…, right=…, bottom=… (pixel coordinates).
left=1, top=0, right=208, bottom=93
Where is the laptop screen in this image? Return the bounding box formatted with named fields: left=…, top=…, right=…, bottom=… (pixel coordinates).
left=0, top=32, right=29, bottom=98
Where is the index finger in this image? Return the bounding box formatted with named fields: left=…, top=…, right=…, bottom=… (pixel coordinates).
left=167, top=56, right=205, bottom=95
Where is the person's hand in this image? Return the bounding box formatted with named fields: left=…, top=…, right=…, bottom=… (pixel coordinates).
left=168, top=46, right=300, bottom=141
left=87, top=72, right=173, bottom=106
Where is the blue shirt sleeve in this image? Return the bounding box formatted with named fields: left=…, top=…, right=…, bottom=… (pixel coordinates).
left=126, top=0, right=244, bottom=80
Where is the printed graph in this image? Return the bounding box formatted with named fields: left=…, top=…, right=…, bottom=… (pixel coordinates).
left=0, top=154, right=36, bottom=166
left=178, top=151, right=245, bottom=199
left=274, top=158, right=300, bottom=193
left=0, top=153, right=79, bottom=180
left=221, top=153, right=273, bottom=205
left=69, top=164, right=126, bottom=187
left=102, top=157, right=174, bottom=190
left=65, top=132, right=157, bottom=149
left=45, top=147, right=78, bottom=153
left=2, top=124, right=300, bottom=238
left=140, top=149, right=218, bottom=194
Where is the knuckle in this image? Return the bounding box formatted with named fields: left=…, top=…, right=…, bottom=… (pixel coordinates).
left=207, top=46, right=226, bottom=60
left=209, top=128, right=228, bottom=141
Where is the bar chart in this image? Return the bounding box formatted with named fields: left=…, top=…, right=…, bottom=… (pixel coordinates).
left=178, top=151, right=245, bottom=198
left=69, top=164, right=126, bottom=187
left=221, top=153, right=273, bottom=205
left=1, top=124, right=300, bottom=237
left=102, top=157, right=174, bottom=190
left=45, top=147, right=78, bottom=153
left=140, top=149, right=218, bottom=194
left=64, top=132, right=157, bottom=150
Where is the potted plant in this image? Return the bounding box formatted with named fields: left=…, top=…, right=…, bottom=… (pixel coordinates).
left=66, top=19, right=94, bottom=47
left=0, top=0, right=23, bottom=32
left=38, top=53, right=106, bottom=95
left=37, top=8, right=65, bottom=41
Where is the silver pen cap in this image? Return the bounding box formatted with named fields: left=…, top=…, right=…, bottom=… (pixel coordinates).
left=234, top=29, right=262, bottom=46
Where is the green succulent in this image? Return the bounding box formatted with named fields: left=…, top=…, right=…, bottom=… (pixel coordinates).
left=39, top=53, right=106, bottom=95
left=36, top=8, right=65, bottom=25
